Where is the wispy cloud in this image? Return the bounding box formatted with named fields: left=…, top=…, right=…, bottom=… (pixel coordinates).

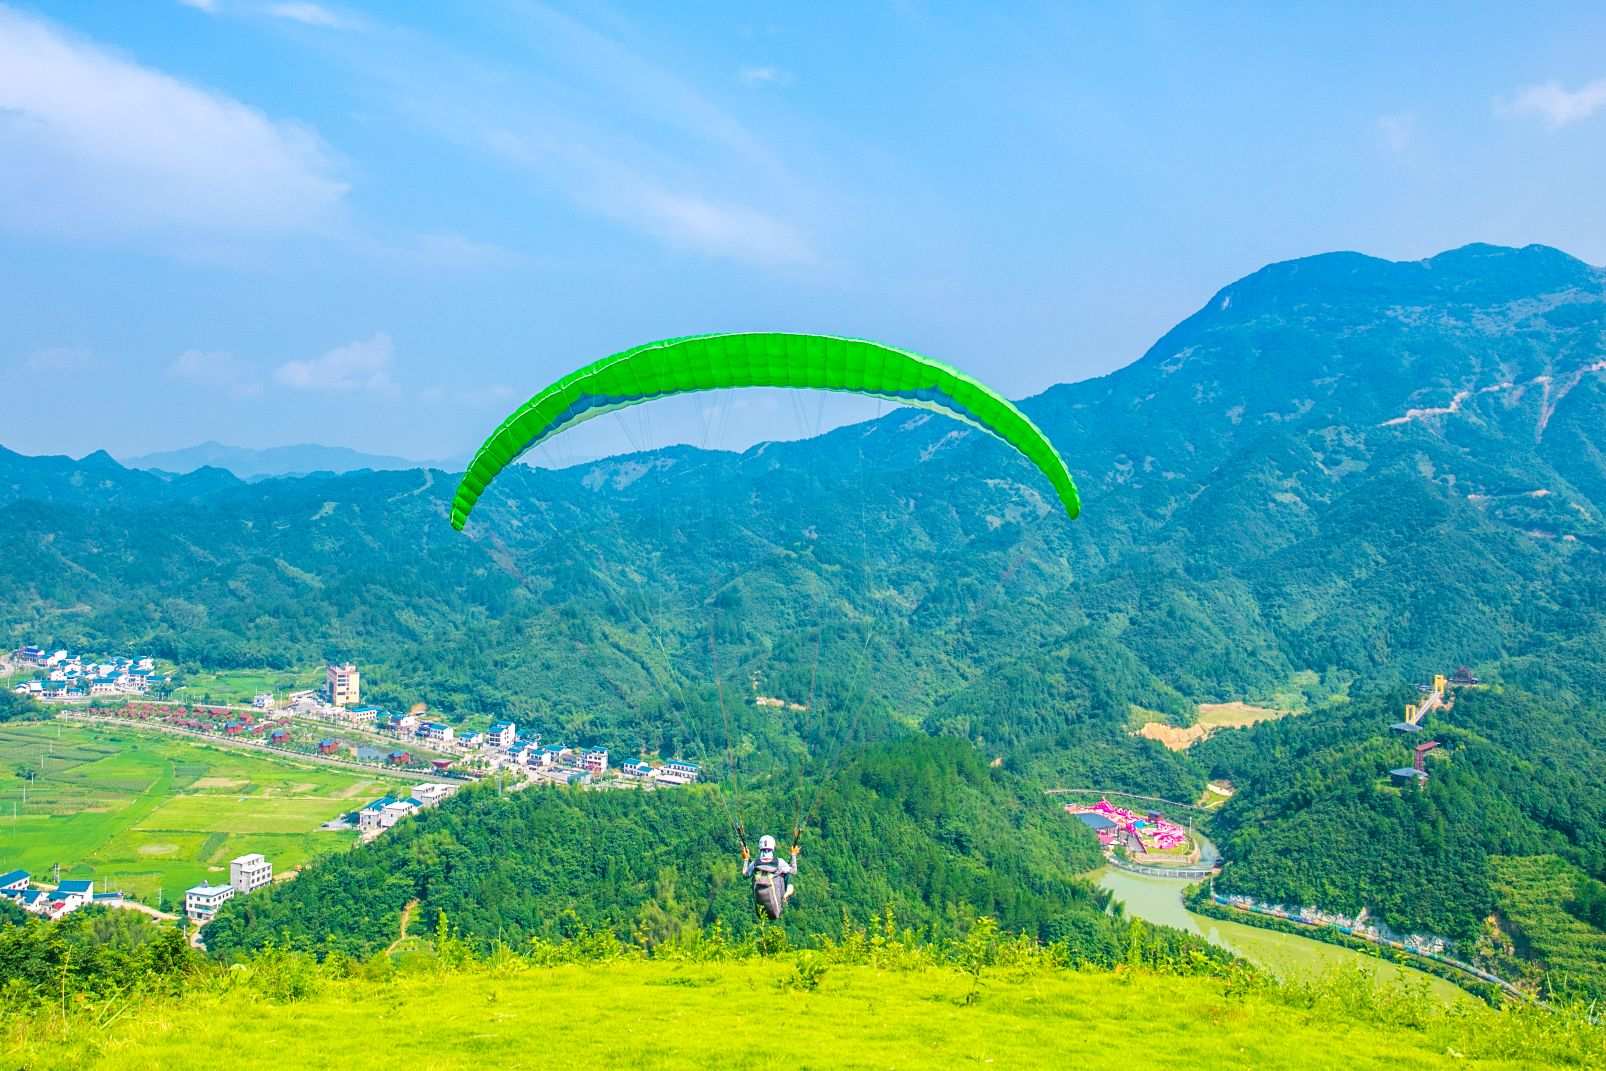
left=1376, top=112, right=1415, bottom=155
left=274, top=333, right=398, bottom=396
left=483, top=126, right=814, bottom=266
left=265, top=2, right=348, bottom=28
left=1496, top=78, right=1606, bottom=128
left=324, top=6, right=820, bottom=267
left=419, top=382, right=517, bottom=407
left=167, top=349, right=264, bottom=398
left=23, top=346, right=94, bottom=372
left=177, top=0, right=218, bottom=12
left=738, top=66, right=791, bottom=88
left=0, top=4, right=346, bottom=239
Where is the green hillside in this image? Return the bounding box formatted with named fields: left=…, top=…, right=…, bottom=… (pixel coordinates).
left=7, top=940, right=1602, bottom=1070
left=205, top=738, right=1115, bottom=957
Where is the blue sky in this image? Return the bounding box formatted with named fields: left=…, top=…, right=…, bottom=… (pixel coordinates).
left=3, top=1, right=1605, bottom=462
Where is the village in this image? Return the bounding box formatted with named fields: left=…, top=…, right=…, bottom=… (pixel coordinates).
left=9, top=652, right=704, bottom=790
left=5, top=649, right=706, bottom=929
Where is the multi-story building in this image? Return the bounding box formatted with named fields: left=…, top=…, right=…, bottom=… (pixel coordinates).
left=582, top=748, right=609, bottom=775
left=185, top=883, right=234, bottom=920
left=411, top=782, right=456, bottom=808
left=229, top=853, right=273, bottom=894
left=655, top=759, right=701, bottom=785
left=487, top=721, right=516, bottom=749
left=325, top=663, right=360, bottom=707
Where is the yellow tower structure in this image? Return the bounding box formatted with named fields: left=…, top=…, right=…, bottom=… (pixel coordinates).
left=1433, top=674, right=1447, bottom=695
left=1405, top=703, right=1418, bottom=722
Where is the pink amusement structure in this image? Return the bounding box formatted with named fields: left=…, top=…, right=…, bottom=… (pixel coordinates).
left=1066, top=799, right=1189, bottom=853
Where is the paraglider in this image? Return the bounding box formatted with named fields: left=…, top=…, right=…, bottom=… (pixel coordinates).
left=742, top=834, right=799, bottom=920
left=450, top=332, right=1081, bottom=531
left=450, top=332, right=1082, bottom=919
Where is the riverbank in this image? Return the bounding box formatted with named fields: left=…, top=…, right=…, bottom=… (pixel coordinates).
left=1095, top=868, right=1471, bottom=1004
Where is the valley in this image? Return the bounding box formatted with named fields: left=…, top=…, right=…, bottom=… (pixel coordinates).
left=0, top=721, right=409, bottom=906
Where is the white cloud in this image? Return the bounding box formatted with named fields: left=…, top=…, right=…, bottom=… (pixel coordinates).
left=1376, top=112, right=1415, bottom=154
left=167, top=349, right=263, bottom=398
left=625, top=188, right=813, bottom=265
left=738, top=66, right=790, bottom=87
left=343, top=9, right=819, bottom=268
left=405, top=231, right=524, bottom=270
left=0, top=4, right=346, bottom=238
left=1497, top=78, right=1606, bottom=128
left=23, top=346, right=93, bottom=372
left=266, top=3, right=347, bottom=28
left=483, top=125, right=815, bottom=267
left=274, top=333, right=398, bottom=396
left=178, top=0, right=218, bottom=11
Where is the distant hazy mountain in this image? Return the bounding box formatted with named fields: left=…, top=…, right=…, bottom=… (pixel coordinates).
left=121, top=441, right=428, bottom=480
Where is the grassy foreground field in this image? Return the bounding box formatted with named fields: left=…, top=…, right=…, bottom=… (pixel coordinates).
left=8, top=958, right=1600, bottom=1070
left=0, top=722, right=407, bottom=905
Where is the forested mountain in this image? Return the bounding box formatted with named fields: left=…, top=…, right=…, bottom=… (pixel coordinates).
left=4, top=243, right=1604, bottom=984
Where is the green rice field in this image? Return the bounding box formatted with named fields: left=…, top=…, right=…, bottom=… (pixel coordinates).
left=168, top=666, right=323, bottom=705
left=0, top=721, right=410, bottom=908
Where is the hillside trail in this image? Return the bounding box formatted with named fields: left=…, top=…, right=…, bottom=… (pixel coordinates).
left=386, top=898, right=420, bottom=955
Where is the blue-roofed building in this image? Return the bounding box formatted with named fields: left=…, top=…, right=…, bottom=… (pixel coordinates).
left=487, top=721, right=516, bottom=749
left=417, top=721, right=455, bottom=745
left=56, top=878, right=94, bottom=899
left=0, top=869, right=28, bottom=893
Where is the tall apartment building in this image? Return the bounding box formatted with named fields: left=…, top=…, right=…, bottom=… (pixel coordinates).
left=326, top=662, right=360, bottom=707
left=229, top=853, right=273, bottom=894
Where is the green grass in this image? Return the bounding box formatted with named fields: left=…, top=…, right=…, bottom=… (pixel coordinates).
left=0, top=722, right=407, bottom=906
left=8, top=958, right=1600, bottom=1070
left=168, top=667, right=321, bottom=705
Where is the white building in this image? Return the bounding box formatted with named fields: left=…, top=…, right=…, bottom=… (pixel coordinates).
left=229, top=853, right=273, bottom=894
left=582, top=748, right=609, bottom=775
left=655, top=759, right=701, bottom=785
left=358, top=796, right=420, bottom=833
left=417, top=721, right=455, bottom=745
left=487, top=721, right=516, bottom=749
left=55, top=879, right=94, bottom=907
left=185, top=883, right=234, bottom=920
left=411, top=782, right=457, bottom=808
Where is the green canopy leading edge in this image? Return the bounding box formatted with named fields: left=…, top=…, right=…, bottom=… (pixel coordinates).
left=450, top=332, right=1081, bottom=530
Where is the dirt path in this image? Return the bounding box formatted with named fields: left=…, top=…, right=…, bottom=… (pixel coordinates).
left=386, top=898, right=421, bottom=955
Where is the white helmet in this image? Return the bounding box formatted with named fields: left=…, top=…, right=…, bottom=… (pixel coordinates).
left=758, top=834, right=776, bottom=852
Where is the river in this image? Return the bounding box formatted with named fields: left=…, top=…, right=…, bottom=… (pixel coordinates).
left=1096, top=867, right=1469, bottom=1003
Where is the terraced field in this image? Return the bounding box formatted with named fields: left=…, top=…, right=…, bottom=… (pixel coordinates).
left=0, top=721, right=411, bottom=906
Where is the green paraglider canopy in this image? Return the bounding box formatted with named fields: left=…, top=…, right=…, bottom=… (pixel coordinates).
left=450, top=332, right=1080, bottom=530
